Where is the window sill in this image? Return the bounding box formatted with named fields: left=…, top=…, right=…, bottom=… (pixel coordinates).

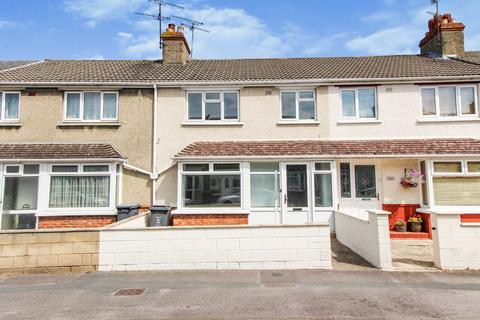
left=171, top=209, right=249, bottom=215
left=337, top=119, right=382, bottom=125
left=417, top=117, right=480, bottom=123
left=276, top=120, right=320, bottom=126
left=36, top=210, right=117, bottom=217
left=0, top=122, right=21, bottom=128
left=181, top=122, right=244, bottom=127
left=57, top=122, right=121, bottom=128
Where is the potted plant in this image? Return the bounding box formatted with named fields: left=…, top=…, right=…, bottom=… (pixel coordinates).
left=408, top=215, right=423, bottom=232
left=394, top=220, right=407, bottom=232
left=400, top=169, right=424, bottom=189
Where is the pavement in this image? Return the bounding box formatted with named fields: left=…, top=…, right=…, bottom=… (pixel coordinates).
left=0, top=269, right=479, bottom=320
left=391, top=239, right=437, bottom=272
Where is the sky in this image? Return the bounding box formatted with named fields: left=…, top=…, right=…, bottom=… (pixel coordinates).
left=0, top=0, right=479, bottom=60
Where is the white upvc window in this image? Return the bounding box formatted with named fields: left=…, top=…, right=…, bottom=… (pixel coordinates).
left=0, top=92, right=20, bottom=122
left=64, top=92, right=118, bottom=122
left=187, top=91, right=239, bottom=121
left=420, top=85, right=478, bottom=118
left=178, top=162, right=243, bottom=209
left=280, top=90, right=316, bottom=120
left=47, top=163, right=116, bottom=210
left=313, top=162, right=334, bottom=208
left=426, top=160, right=480, bottom=208
left=340, top=88, right=377, bottom=119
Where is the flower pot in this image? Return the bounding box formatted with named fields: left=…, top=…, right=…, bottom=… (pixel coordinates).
left=409, top=222, right=422, bottom=233
left=394, top=224, right=407, bottom=232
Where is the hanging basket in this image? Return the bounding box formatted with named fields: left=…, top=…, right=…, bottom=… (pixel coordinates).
left=400, top=178, right=418, bottom=189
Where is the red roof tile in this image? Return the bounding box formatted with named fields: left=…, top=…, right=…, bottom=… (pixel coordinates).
left=176, top=139, right=480, bottom=158
left=0, top=143, right=123, bottom=160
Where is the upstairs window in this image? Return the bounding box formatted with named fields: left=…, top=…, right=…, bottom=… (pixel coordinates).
left=64, top=92, right=118, bottom=122
left=187, top=91, right=239, bottom=121
left=421, top=85, right=477, bottom=118
left=0, top=92, right=20, bottom=121
left=341, top=88, right=377, bottom=119
left=281, top=90, right=316, bottom=120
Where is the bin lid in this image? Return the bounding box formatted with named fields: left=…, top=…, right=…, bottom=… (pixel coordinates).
left=150, top=205, right=170, bottom=211
left=116, top=203, right=141, bottom=210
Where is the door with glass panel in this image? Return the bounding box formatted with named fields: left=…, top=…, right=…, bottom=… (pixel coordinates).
left=0, top=164, right=39, bottom=230
left=338, top=162, right=381, bottom=219
left=280, top=163, right=311, bottom=224
left=249, top=162, right=281, bottom=224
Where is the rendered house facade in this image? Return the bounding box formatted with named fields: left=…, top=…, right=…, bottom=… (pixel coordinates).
left=0, top=14, right=480, bottom=230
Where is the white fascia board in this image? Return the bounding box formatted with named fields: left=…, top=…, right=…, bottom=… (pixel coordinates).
left=174, top=154, right=480, bottom=161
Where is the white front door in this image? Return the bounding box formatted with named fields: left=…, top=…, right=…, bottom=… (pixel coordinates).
left=338, top=161, right=381, bottom=219
left=280, top=162, right=312, bottom=224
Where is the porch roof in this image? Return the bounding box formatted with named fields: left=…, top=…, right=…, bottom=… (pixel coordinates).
left=0, top=143, right=124, bottom=160
left=175, top=138, right=480, bottom=159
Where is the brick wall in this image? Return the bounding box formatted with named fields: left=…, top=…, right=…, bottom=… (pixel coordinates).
left=172, top=214, right=248, bottom=226
left=0, top=230, right=99, bottom=273
left=39, top=216, right=116, bottom=229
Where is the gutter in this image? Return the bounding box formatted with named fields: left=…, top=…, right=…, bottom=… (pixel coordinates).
left=173, top=154, right=480, bottom=161
left=1, top=75, right=480, bottom=88
left=152, top=83, right=158, bottom=205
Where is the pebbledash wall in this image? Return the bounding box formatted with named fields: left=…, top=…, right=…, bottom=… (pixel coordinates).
left=154, top=85, right=480, bottom=208
left=0, top=88, right=154, bottom=229
left=98, top=224, right=332, bottom=271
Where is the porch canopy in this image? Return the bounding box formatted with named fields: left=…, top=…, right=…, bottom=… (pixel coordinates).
left=175, top=138, right=480, bottom=159
left=0, top=143, right=124, bottom=161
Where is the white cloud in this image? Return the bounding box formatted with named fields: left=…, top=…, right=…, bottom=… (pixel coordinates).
left=361, top=11, right=395, bottom=23
left=0, top=20, right=19, bottom=29
left=84, top=53, right=105, bottom=60
left=346, top=27, right=419, bottom=55
left=63, top=0, right=145, bottom=28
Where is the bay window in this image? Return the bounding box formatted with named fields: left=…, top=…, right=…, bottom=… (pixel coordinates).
left=48, top=164, right=112, bottom=208
left=181, top=163, right=241, bottom=208
left=0, top=92, right=20, bottom=121
left=281, top=90, right=316, bottom=120
left=187, top=91, right=239, bottom=121
left=64, top=92, right=118, bottom=122
left=341, top=88, right=377, bottom=119
left=421, top=85, right=477, bottom=118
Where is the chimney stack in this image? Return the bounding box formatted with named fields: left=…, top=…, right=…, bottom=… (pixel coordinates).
left=161, top=23, right=191, bottom=64
left=419, top=13, right=465, bottom=57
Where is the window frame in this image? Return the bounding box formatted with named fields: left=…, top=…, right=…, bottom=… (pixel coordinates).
left=420, top=85, right=478, bottom=119
left=312, top=161, right=334, bottom=209
left=47, top=163, right=116, bottom=211
left=340, top=87, right=377, bottom=120
left=249, top=162, right=280, bottom=209
left=280, top=89, right=317, bottom=121
left=431, top=160, right=480, bottom=177
left=63, top=91, right=119, bottom=122
left=186, top=91, right=240, bottom=122
left=0, top=91, right=21, bottom=122
left=178, top=162, right=244, bottom=210
left=1, top=163, right=40, bottom=215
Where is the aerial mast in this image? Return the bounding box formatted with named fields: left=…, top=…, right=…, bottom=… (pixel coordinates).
left=171, top=15, right=210, bottom=59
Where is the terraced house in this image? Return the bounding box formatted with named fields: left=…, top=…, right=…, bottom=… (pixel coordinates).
left=1, top=14, right=480, bottom=231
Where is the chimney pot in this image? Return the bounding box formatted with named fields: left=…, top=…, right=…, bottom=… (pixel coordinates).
left=161, top=23, right=191, bottom=64
left=419, top=12, right=465, bottom=57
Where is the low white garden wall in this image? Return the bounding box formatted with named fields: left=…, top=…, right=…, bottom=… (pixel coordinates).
left=98, top=224, right=332, bottom=271
left=334, top=210, right=392, bottom=270
left=431, top=213, right=480, bottom=270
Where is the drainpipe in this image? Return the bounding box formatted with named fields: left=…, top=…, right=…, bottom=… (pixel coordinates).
left=151, top=83, right=158, bottom=205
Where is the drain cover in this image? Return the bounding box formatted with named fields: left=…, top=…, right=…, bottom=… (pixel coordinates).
left=114, top=288, right=145, bottom=296
left=271, top=272, right=282, bottom=277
